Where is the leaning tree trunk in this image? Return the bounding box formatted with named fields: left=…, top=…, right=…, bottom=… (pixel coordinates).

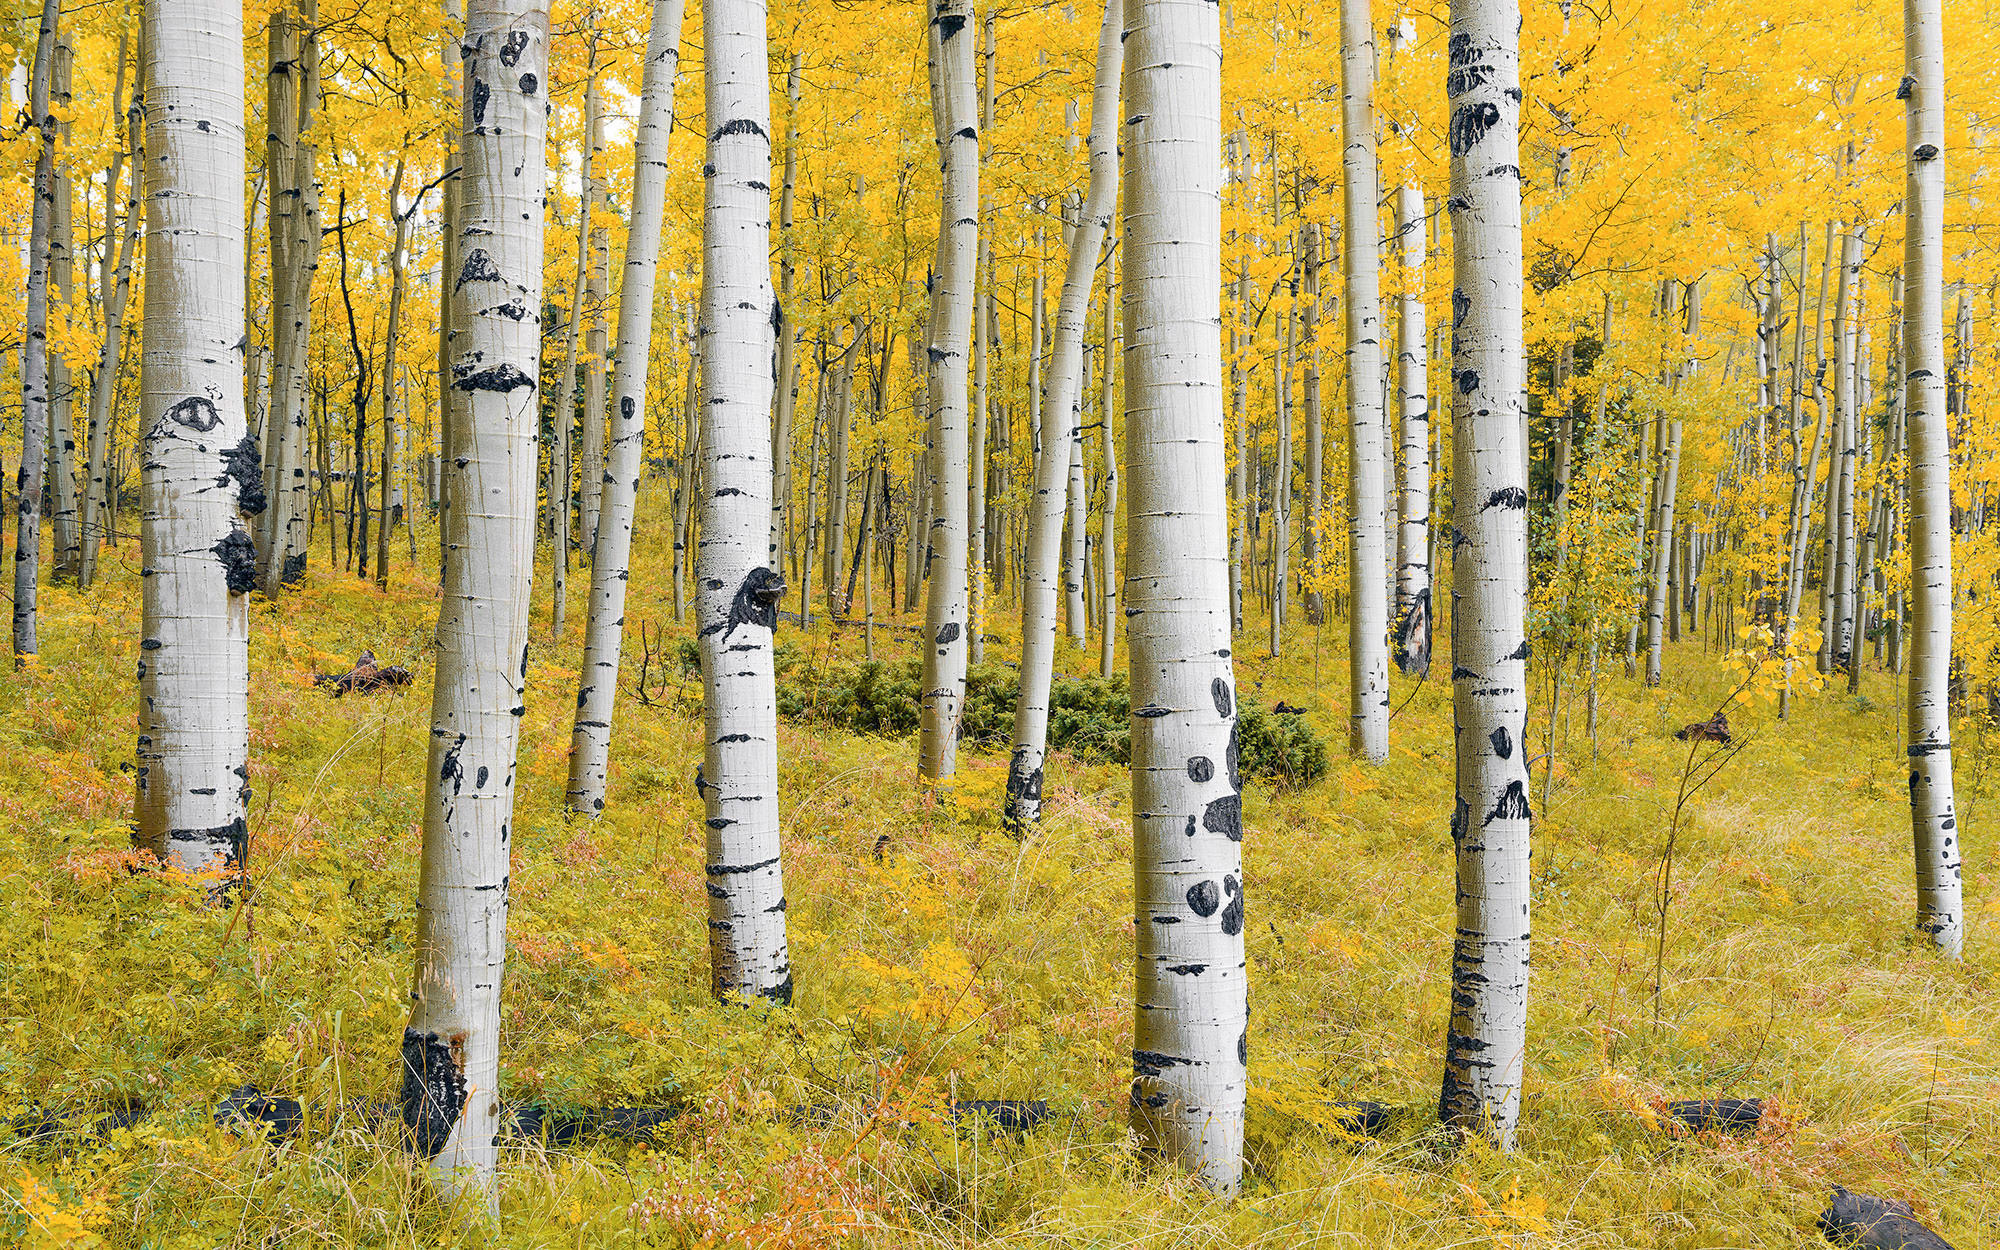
left=1903, top=0, right=1965, bottom=959
left=918, top=0, right=979, bottom=784
left=693, top=0, right=793, bottom=1002
left=1002, top=0, right=1120, bottom=832
left=566, top=0, right=686, bottom=815
left=1392, top=182, right=1432, bottom=675
left=15, top=0, right=59, bottom=663
left=399, top=0, right=547, bottom=1212
left=375, top=159, right=412, bottom=593
left=1124, top=0, right=1245, bottom=1195
left=134, top=0, right=257, bottom=873
left=1439, top=0, right=1532, bottom=1150
left=1342, top=0, right=1388, bottom=759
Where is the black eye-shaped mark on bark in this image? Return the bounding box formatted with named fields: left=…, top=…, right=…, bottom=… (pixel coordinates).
left=1914, top=143, right=1939, bottom=162
left=167, top=396, right=221, bottom=433
left=701, top=567, right=785, bottom=641
left=1451, top=795, right=1470, bottom=847
left=399, top=1029, right=467, bottom=1158
left=1211, top=677, right=1233, bottom=717
left=498, top=29, right=529, bottom=66
left=1187, top=756, right=1213, bottom=783
left=1187, top=879, right=1220, bottom=917
left=1220, top=875, right=1243, bottom=936
left=1485, top=780, right=1531, bottom=825
left=936, top=11, right=967, bottom=39
left=1456, top=368, right=1482, bottom=394
left=714, top=117, right=768, bottom=140
left=518, top=73, right=537, bottom=95
left=1238, top=1030, right=1248, bottom=1065
left=453, top=363, right=535, bottom=393
left=936, top=622, right=960, bottom=646
left=212, top=529, right=257, bottom=594
left=1226, top=723, right=1241, bottom=789
left=1489, top=725, right=1512, bottom=760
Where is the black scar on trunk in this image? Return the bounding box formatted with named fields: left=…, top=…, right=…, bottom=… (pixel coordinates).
left=1484, top=779, right=1531, bottom=825
left=455, top=247, right=503, bottom=291
left=1220, top=874, right=1243, bottom=936
left=714, top=117, right=768, bottom=139
left=1203, top=793, right=1242, bottom=841
left=212, top=529, right=258, bottom=594
left=280, top=551, right=307, bottom=585
left=1449, top=101, right=1501, bottom=156
left=454, top=363, right=535, bottom=393
left=1186, top=879, right=1220, bottom=916
left=470, top=77, right=491, bottom=124
left=1187, top=756, right=1213, bottom=783
left=166, top=396, right=221, bottom=433
left=168, top=816, right=249, bottom=869
left=1486, top=486, right=1528, bottom=510
left=701, top=567, right=785, bottom=640
left=400, top=1029, right=468, bottom=1158
left=1489, top=725, right=1512, bottom=759
left=936, top=12, right=967, bottom=39
left=498, top=29, right=529, bottom=66
left=220, top=435, right=266, bottom=515
left=1211, top=676, right=1233, bottom=717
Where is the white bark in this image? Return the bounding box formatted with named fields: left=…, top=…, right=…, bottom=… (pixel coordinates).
left=1831, top=229, right=1863, bottom=672
left=549, top=73, right=596, bottom=635
left=47, top=35, right=81, bottom=583
left=1003, top=0, right=1120, bottom=831
left=401, top=0, right=547, bottom=1208
left=1440, top=0, right=1531, bottom=1149
left=918, top=0, right=978, bottom=783
left=1902, top=0, right=1964, bottom=958
left=1643, top=280, right=1690, bottom=687
left=567, top=0, right=687, bottom=814
left=79, top=31, right=142, bottom=591
left=1342, top=0, right=1388, bottom=759
left=1124, top=0, right=1245, bottom=1194
left=15, top=0, right=59, bottom=660
left=1392, top=182, right=1431, bottom=675
left=258, top=0, right=320, bottom=594
left=579, top=95, right=611, bottom=550
left=134, top=0, right=254, bottom=875
left=770, top=53, right=801, bottom=571
left=1100, top=252, right=1120, bottom=680
left=694, top=0, right=792, bottom=1002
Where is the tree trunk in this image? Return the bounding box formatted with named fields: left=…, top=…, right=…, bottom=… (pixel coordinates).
left=377, top=160, right=412, bottom=593
left=1002, top=0, right=1119, bottom=831
left=1342, top=0, right=1388, bottom=758
left=1123, top=0, right=1244, bottom=1195
left=1270, top=311, right=1293, bottom=657
left=79, top=29, right=142, bottom=591
left=1392, top=182, right=1432, bottom=675
left=1302, top=222, right=1324, bottom=625
left=1831, top=228, right=1863, bottom=674
left=1902, top=0, right=1965, bottom=958
left=825, top=327, right=857, bottom=618
left=564, top=0, right=688, bottom=808
left=134, top=0, right=256, bottom=876
left=1100, top=247, right=1120, bottom=680
left=1643, top=280, right=1693, bottom=686
left=578, top=92, right=611, bottom=551
left=548, top=74, right=595, bottom=633
left=47, top=33, right=82, bottom=583
left=919, top=0, right=979, bottom=784
left=693, top=0, right=793, bottom=1002
left=14, top=0, right=59, bottom=662
left=400, top=0, right=547, bottom=1209
left=259, top=0, right=320, bottom=594
left=770, top=53, right=802, bottom=576
left=1439, top=0, right=1531, bottom=1149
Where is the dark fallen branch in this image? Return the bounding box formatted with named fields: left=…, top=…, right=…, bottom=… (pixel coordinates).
left=1818, top=1186, right=1956, bottom=1249
left=1326, top=1100, right=1397, bottom=1140
left=1673, top=712, right=1732, bottom=744
left=1662, top=1097, right=1764, bottom=1135
left=313, top=650, right=413, bottom=696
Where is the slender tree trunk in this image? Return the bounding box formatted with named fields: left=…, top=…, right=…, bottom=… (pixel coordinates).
left=1643, top=281, right=1692, bottom=686
left=919, top=0, right=979, bottom=783
left=1230, top=205, right=1249, bottom=632
left=1100, top=249, right=1119, bottom=680
left=1124, top=0, right=1244, bottom=1193
left=770, top=53, right=801, bottom=574
left=1903, top=0, right=1964, bottom=958
left=80, top=30, right=142, bottom=591
left=14, top=0, right=60, bottom=662
left=549, top=68, right=597, bottom=633
left=1439, top=0, right=1531, bottom=1149
left=259, top=0, right=320, bottom=594
left=1831, top=228, right=1863, bottom=674
left=1343, top=0, right=1388, bottom=757
left=578, top=92, right=611, bottom=551
left=825, top=328, right=856, bottom=617
left=377, top=160, right=411, bottom=593
left=47, top=34, right=82, bottom=583
left=1302, top=222, right=1324, bottom=625
left=1270, top=311, right=1293, bottom=657
left=562, top=0, right=685, bottom=811
left=1002, top=0, right=1119, bottom=831
left=400, top=0, right=547, bottom=1210
left=693, top=0, right=793, bottom=1001
left=1392, top=182, right=1432, bottom=675
left=134, top=0, right=256, bottom=875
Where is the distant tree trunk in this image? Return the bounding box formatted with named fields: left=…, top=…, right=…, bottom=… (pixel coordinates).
left=1439, top=0, right=1531, bottom=1150
left=1392, top=182, right=1431, bottom=675
left=1830, top=228, right=1863, bottom=674
left=1100, top=247, right=1120, bottom=680
left=671, top=334, right=702, bottom=620
left=1124, top=0, right=1245, bottom=1195
left=434, top=0, right=463, bottom=584
left=400, top=0, right=547, bottom=1209
left=770, top=52, right=801, bottom=573
left=1903, top=0, right=1964, bottom=959
left=548, top=72, right=594, bottom=634
left=694, top=0, right=793, bottom=1002
left=564, top=0, right=680, bottom=828
left=376, top=159, right=412, bottom=593
left=14, top=0, right=59, bottom=662
left=919, top=0, right=979, bottom=784
left=134, top=0, right=256, bottom=876
left=1002, top=0, right=1119, bottom=831
left=47, top=33, right=82, bottom=583
left=1643, top=280, right=1691, bottom=687
left=79, top=29, right=142, bottom=591
left=1270, top=310, right=1293, bottom=657
left=1229, top=182, right=1249, bottom=631
left=578, top=90, right=611, bottom=551
left=1342, top=0, right=1388, bottom=758
left=825, top=327, right=857, bottom=617
left=1301, top=221, right=1324, bottom=625
left=259, top=0, right=320, bottom=594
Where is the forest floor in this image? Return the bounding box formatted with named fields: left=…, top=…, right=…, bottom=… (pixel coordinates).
left=2, top=511, right=1997, bottom=1249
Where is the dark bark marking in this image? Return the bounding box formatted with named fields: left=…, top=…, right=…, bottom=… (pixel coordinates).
left=1187, top=755, right=1213, bottom=783
left=1220, top=874, right=1243, bottom=935
left=1187, top=879, right=1220, bottom=916
left=220, top=435, right=266, bottom=515
left=213, top=529, right=257, bottom=594
left=399, top=1029, right=467, bottom=1158
left=1204, top=793, right=1242, bottom=841
left=700, top=567, right=785, bottom=640
left=167, top=396, right=221, bottom=432
left=1211, top=676, right=1233, bottom=717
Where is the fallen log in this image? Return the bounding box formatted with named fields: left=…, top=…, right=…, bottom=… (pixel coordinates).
left=1818, top=1186, right=1955, bottom=1249
left=314, top=650, right=414, bottom=696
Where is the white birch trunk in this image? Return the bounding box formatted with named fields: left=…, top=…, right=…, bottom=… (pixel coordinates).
left=134, top=0, right=254, bottom=874
left=1003, top=0, right=1120, bottom=831
left=1440, top=0, right=1531, bottom=1148
left=1392, top=182, right=1432, bottom=675
left=1342, top=0, right=1388, bottom=759
left=1124, top=0, right=1245, bottom=1194
left=918, top=0, right=978, bottom=783
left=400, top=0, right=547, bottom=1208
left=1902, top=0, right=1964, bottom=958
left=567, top=0, right=686, bottom=814
left=15, top=0, right=59, bottom=661
left=694, top=0, right=792, bottom=1001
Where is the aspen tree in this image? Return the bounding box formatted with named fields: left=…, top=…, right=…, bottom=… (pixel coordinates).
left=134, top=0, right=257, bottom=871
left=771, top=53, right=802, bottom=571
left=79, top=30, right=142, bottom=592
left=1439, top=0, right=1531, bottom=1149
left=259, top=0, right=321, bottom=594
left=15, top=0, right=60, bottom=662
left=579, top=92, right=611, bottom=550
left=1643, top=281, right=1691, bottom=686
left=47, top=35, right=81, bottom=583
left=1342, top=0, right=1388, bottom=759
left=1902, top=0, right=1964, bottom=958
left=971, top=17, right=994, bottom=665
left=548, top=69, right=596, bottom=634
left=694, top=0, right=793, bottom=1000
left=1830, top=230, right=1863, bottom=672
left=1302, top=222, right=1324, bottom=624
left=1100, top=251, right=1120, bottom=680
left=918, top=0, right=978, bottom=784
left=567, top=0, right=687, bottom=815
left=1393, top=182, right=1431, bottom=675
left=1003, top=0, right=1120, bottom=832
left=1124, top=0, right=1246, bottom=1194
left=400, top=0, right=548, bottom=1207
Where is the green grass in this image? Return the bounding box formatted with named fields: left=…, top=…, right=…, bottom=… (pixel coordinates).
left=1, top=512, right=1994, bottom=1248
